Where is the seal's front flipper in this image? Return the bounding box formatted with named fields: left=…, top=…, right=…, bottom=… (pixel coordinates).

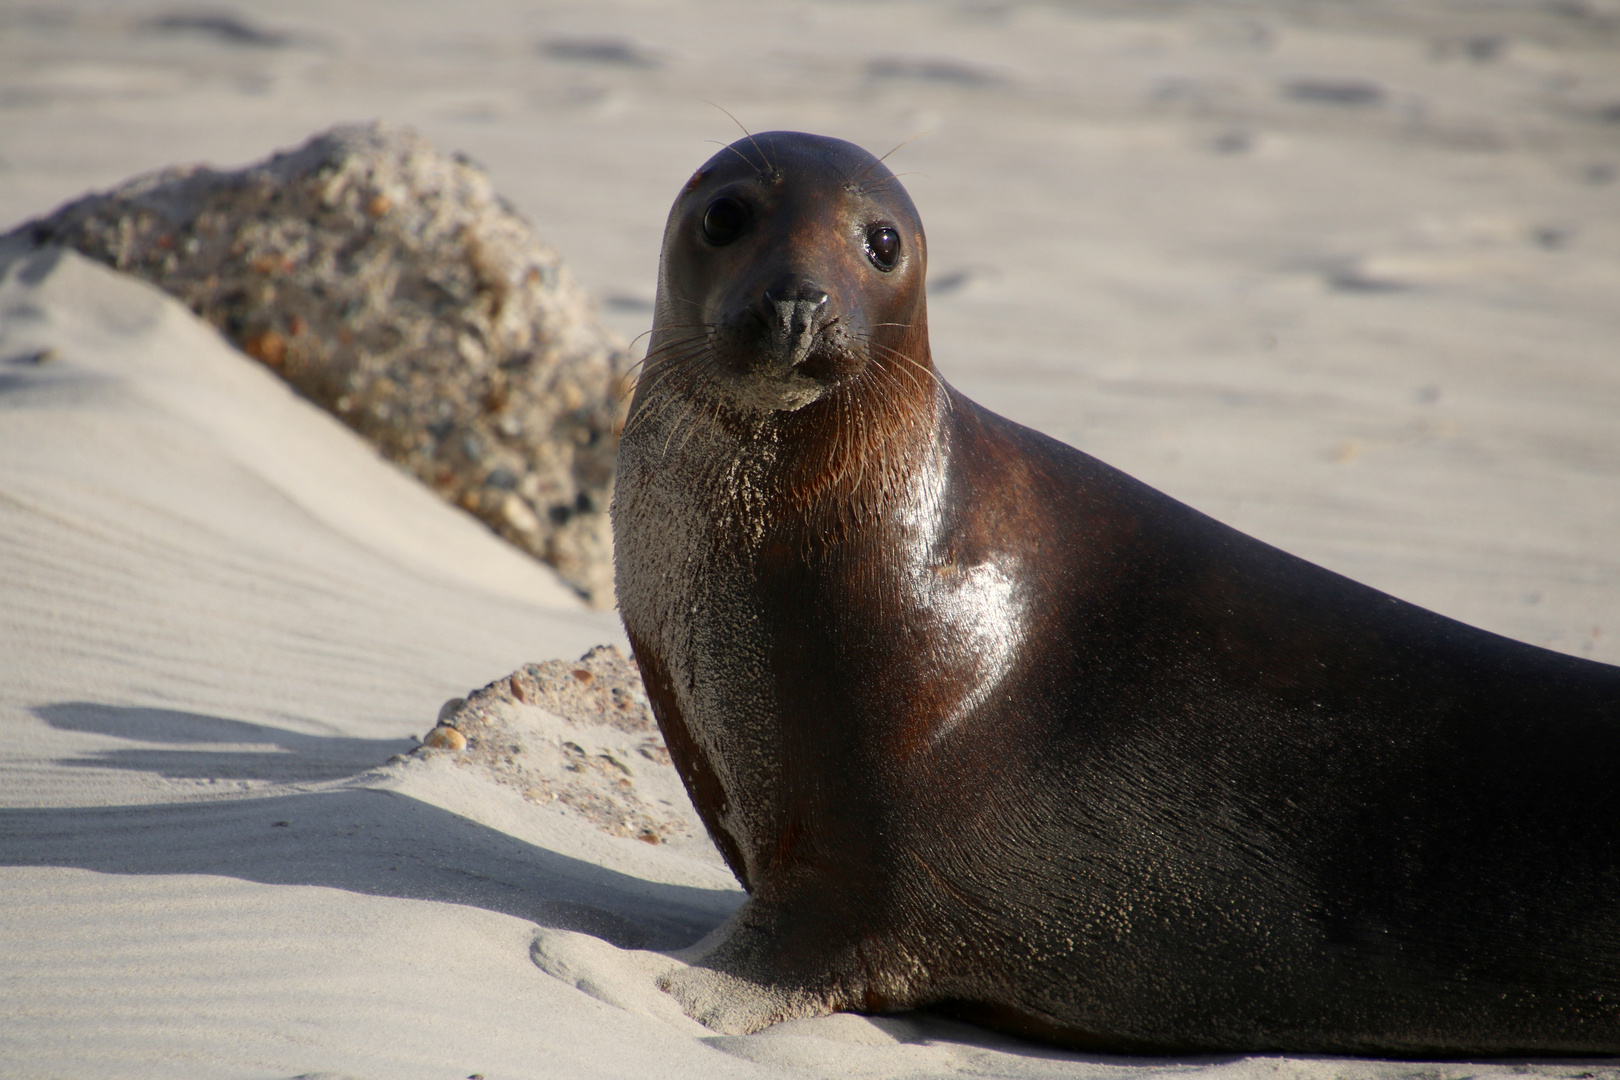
left=657, top=960, right=833, bottom=1035
left=658, top=896, right=925, bottom=1035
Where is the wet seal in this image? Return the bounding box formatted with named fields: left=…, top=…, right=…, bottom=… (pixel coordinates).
left=612, top=131, right=1620, bottom=1056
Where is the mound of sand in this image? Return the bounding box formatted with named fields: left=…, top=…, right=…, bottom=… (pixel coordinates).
left=410, top=645, right=705, bottom=847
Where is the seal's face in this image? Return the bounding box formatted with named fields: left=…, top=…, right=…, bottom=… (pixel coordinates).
left=647, top=131, right=930, bottom=415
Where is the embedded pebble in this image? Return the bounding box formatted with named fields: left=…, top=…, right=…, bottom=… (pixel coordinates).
left=422, top=725, right=468, bottom=751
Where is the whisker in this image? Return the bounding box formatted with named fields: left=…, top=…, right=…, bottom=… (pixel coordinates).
left=659, top=290, right=712, bottom=316
left=625, top=334, right=711, bottom=379
left=851, top=380, right=871, bottom=496
left=861, top=349, right=914, bottom=409
left=850, top=132, right=929, bottom=194
left=876, top=132, right=928, bottom=166
left=854, top=171, right=923, bottom=197
left=627, top=346, right=711, bottom=402
left=659, top=394, right=703, bottom=457
left=633, top=328, right=709, bottom=357
left=622, top=348, right=717, bottom=439
left=703, top=139, right=769, bottom=181
left=642, top=359, right=718, bottom=450
left=866, top=337, right=950, bottom=407
left=675, top=389, right=724, bottom=456
left=839, top=380, right=858, bottom=493
left=702, top=104, right=774, bottom=179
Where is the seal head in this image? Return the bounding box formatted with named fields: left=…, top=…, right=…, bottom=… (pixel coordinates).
left=647, top=131, right=927, bottom=416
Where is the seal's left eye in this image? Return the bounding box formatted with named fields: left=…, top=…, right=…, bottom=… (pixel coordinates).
left=866, top=226, right=901, bottom=271
left=702, top=197, right=751, bottom=246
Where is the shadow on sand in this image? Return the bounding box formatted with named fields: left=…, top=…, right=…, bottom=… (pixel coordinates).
left=3, top=701, right=742, bottom=950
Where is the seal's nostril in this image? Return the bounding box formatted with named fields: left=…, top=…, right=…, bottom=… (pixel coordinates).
left=765, top=283, right=829, bottom=308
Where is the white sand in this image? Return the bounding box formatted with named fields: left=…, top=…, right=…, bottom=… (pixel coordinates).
left=2, top=2, right=1618, bottom=1077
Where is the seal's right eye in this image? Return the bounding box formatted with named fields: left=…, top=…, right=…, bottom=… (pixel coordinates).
left=701, top=197, right=751, bottom=246
left=865, top=226, right=901, bottom=271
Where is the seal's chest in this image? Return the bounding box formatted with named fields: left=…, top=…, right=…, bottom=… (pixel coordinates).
left=611, top=429, right=788, bottom=811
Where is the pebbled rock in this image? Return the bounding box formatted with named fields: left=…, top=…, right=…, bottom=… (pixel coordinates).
left=5, top=122, right=628, bottom=604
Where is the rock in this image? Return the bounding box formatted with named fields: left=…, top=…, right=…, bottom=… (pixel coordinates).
left=4, top=122, right=628, bottom=605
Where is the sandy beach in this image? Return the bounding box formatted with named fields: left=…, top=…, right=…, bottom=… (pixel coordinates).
left=2, top=2, right=1618, bottom=1077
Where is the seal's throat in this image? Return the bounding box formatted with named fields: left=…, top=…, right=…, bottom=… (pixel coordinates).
left=757, top=369, right=944, bottom=540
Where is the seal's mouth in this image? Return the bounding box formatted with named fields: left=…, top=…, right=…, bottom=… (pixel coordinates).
left=729, top=342, right=848, bottom=414
left=768, top=316, right=843, bottom=379
left=696, top=303, right=858, bottom=413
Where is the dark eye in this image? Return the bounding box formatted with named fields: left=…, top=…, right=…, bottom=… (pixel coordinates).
left=701, top=197, right=750, bottom=246
left=865, top=226, right=901, bottom=271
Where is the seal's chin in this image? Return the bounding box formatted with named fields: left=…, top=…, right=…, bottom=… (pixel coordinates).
left=714, top=334, right=859, bottom=414
left=719, top=364, right=836, bottom=414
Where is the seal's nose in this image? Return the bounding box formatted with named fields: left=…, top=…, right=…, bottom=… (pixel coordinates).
left=763, top=283, right=831, bottom=367
left=764, top=284, right=830, bottom=334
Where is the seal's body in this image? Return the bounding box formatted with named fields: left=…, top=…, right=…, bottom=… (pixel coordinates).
left=612, top=131, right=1620, bottom=1055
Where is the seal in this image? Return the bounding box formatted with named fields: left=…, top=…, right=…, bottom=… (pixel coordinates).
left=611, top=131, right=1620, bottom=1056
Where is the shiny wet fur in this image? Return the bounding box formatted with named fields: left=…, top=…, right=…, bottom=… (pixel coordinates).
left=611, top=131, right=1620, bottom=1055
